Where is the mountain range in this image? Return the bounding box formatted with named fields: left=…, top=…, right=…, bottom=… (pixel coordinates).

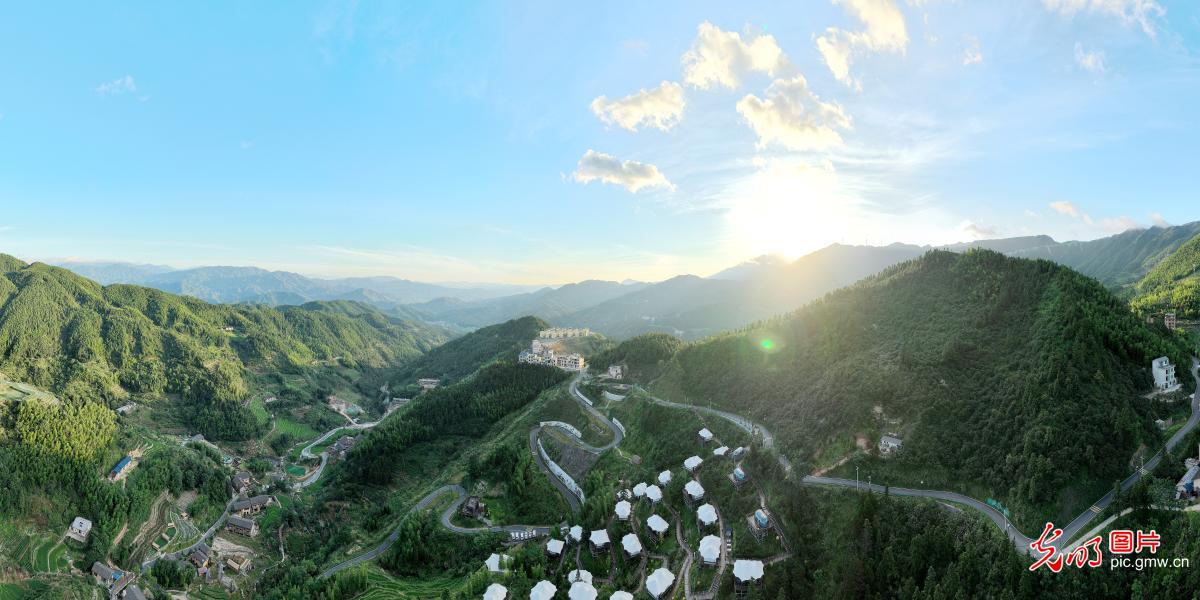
left=50, top=222, right=1200, bottom=340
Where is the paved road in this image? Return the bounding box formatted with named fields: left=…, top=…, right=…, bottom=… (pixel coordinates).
left=636, top=385, right=793, bottom=474
left=569, top=375, right=623, bottom=452
left=295, top=420, right=382, bottom=489
left=528, top=425, right=582, bottom=513
left=141, top=493, right=238, bottom=572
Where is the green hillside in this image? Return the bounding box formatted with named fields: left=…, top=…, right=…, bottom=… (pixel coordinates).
left=385, top=316, right=548, bottom=391
left=653, top=250, right=1191, bottom=521
left=0, top=256, right=447, bottom=439
left=1011, top=221, right=1200, bottom=287
left=1131, top=233, right=1200, bottom=317
left=587, top=333, right=681, bottom=381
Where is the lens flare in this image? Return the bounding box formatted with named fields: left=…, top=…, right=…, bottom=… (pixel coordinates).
left=760, top=338, right=774, bottom=350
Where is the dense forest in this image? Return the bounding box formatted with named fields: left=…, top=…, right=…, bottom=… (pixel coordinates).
left=656, top=250, right=1192, bottom=519
left=1131, top=233, right=1200, bottom=317
left=339, top=361, right=569, bottom=486
left=0, top=255, right=446, bottom=438
left=588, top=332, right=682, bottom=381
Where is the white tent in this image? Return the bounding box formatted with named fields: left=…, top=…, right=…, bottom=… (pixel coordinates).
left=569, top=525, right=584, bottom=542
left=589, top=529, right=610, bottom=548
left=645, top=568, right=676, bottom=599
left=698, top=428, right=713, bottom=442
left=546, top=539, right=565, bottom=556
left=683, top=456, right=703, bottom=471
left=658, top=470, right=672, bottom=485
left=530, top=581, right=557, bottom=600
left=699, top=535, right=721, bottom=564
left=621, top=533, right=642, bottom=556
left=645, top=485, right=663, bottom=503
left=646, top=514, right=669, bottom=535
left=633, top=482, right=647, bottom=497
left=615, top=500, right=631, bottom=520
left=733, top=559, right=765, bottom=582
left=610, top=593, right=634, bottom=600
left=483, top=583, right=507, bottom=600
left=568, top=581, right=597, bottom=600
left=697, top=503, right=718, bottom=526
left=685, top=480, right=705, bottom=500
left=713, top=446, right=728, bottom=457
left=484, top=553, right=502, bottom=572
left=567, top=569, right=593, bottom=584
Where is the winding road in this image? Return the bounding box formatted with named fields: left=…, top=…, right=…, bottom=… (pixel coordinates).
left=322, top=356, right=1200, bottom=578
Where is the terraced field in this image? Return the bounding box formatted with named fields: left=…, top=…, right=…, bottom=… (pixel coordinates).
left=357, top=566, right=465, bottom=599
left=0, top=526, right=71, bottom=574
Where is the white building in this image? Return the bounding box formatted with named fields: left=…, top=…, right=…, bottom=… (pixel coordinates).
left=569, top=525, right=584, bottom=543
left=633, top=482, right=647, bottom=498
left=621, top=533, right=643, bottom=557
left=699, top=535, right=721, bottom=566
left=645, top=568, right=676, bottom=599
left=540, top=328, right=590, bottom=338
left=546, top=539, right=565, bottom=556
left=606, top=365, right=624, bottom=379
left=483, top=583, right=507, bottom=600
left=684, top=456, right=704, bottom=472
left=1152, top=356, right=1179, bottom=390
left=555, top=353, right=587, bottom=372
left=713, top=446, right=729, bottom=457
left=589, top=529, right=610, bottom=552
left=67, top=516, right=92, bottom=543
left=685, top=480, right=705, bottom=501
left=879, top=435, right=903, bottom=454
left=530, top=581, right=557, bottom=600
left=658, top=470, right=672, bottom=485
left=698, top=428, right=714, bottom=443
left=734, top=559, right=765, bottom=591
left=484, top=553, right=502, bottom=573
left=697, top=503, right=718, bottom=527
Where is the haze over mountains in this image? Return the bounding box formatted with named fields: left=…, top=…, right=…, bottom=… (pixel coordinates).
left=50, top=222, right=1200, bottom=340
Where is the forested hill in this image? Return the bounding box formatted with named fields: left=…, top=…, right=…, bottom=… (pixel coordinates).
left=385, top=316, right=548, bottom=391
left=0, top=256, right=448, bottom=437
left=1130, top=233, right=1200, bottom=318
left=654, top=250, right=1191, bottom=518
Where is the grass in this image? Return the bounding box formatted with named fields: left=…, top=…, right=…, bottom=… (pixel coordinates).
left=286, top=465, right=306, bottom=477
left=248, top=397, right=270, bottom=427
left=273, top=416, right=319, bottom=441
left=0, top=583, right=24, bottom=600
left=357, top=564, right=467, bottom=599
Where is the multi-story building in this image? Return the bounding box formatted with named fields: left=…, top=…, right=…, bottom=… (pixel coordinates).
left=1152, top=356, right=1178, bottom=390
left=538, top=327, right=591, bottom=339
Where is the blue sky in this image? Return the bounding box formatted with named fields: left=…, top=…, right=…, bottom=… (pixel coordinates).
left=1, top=1, right=1197, bottom=284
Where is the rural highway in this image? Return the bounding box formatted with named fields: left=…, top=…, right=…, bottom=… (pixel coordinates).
left=294, top=420, right=383, bottom=489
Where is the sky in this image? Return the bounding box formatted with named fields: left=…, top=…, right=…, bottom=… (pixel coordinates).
left=0, top=1, right=1198, bottom=285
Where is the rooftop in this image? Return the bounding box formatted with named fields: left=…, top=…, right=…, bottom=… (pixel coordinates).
left=485, top=553, right=502, bottom=572
left=567, top=569, right=593, bottom=584
left=684, top=456, right=703, bottom=470
left=483, top=583, right=507, bottom=600
left=633, top=482, right=647, bottom=497
left=699, top=534, right=721, bottom=562
left=530, top=581, right=556, bottom=600
left=611, top=593, right=634, bottom=600
left=645, top=485, right=663, bottom=502
left=713, top=445, right=728, bottom=456
left=658, top=470, right=672, bottom=485
left=615, top=500, right=631, bottom=518
left=685, top=480, right=705, bottom=498
left=734, top=559, right=765, bottom=582
left=589, top=529, right=610, bottom=546
left=569, top=525, right=583, bottom=541
left=621, top=533, right=642, bottom=555
left=646, top=567, right=676, bottom=598
left=546, top=539, right=565, bottom=554
left=698, top=427, right=713, bottom=440
left=568, top=581, right=597, bottom=600
left=647, top=514, right=669, bottom=533
left=697, top=503, right=718, bottom=525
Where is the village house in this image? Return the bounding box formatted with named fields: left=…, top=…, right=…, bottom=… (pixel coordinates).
left=231, top=471, right=254, bottom=495
left=538, top=327, right=591, bottom=338
left=109, top=456, right=133, bottom=481
left=331, top=435, right=357, bottom=459
left=460, top=496, right=487, bottom=519
left=232, top=495, right=275, bottom=516
left=417, top=378, right=440, bottom=391
left=1165, top=311, right=1178, bottom=330
left=225, top=515, right=259, bottom=537
left=122, top=585, right=148, bottom=600
left=1176, top=458, right=1199, bottom=500
left=91, top=562, right=121, bottom=587
left=1152, top=356, right=1179, bottom=391
left=115, top=403, right=137, bottom=416
left=606, top=365, right=624, bottom=379
left=188, top=542, right=211, bottom=568
left=879, top=435, right=904, bottom=454
left=67, top=516, right=92, bottom=543
left=225, top=554, right=252, bottom=574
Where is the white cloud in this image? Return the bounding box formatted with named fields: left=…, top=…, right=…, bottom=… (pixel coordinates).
left=736, top=75, right=852, bottom=151
left=681, top=22, right=791, bottom=90
left=962, top=36, right=983, bottom=66
left=816, top=0, right=909, bottom=87
left=96, top=75, right=137, bottom=95
left=960, top=220, right=999, bottom=239
left=571, top=150, right=674, bottom=193
left=1099, top=215, right=1142, bottom=233
left=1073, top=43, right=1107, bottom=73
left=590, top=81, right=686, bottom=132
left=1151, top=212, right=1170, bottom=227
left=1043, top=0, right=1165, bottom=38
left=1046, top=201, right=1094, bottom=223
left=1025, top=209, right=1041, bottom=218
